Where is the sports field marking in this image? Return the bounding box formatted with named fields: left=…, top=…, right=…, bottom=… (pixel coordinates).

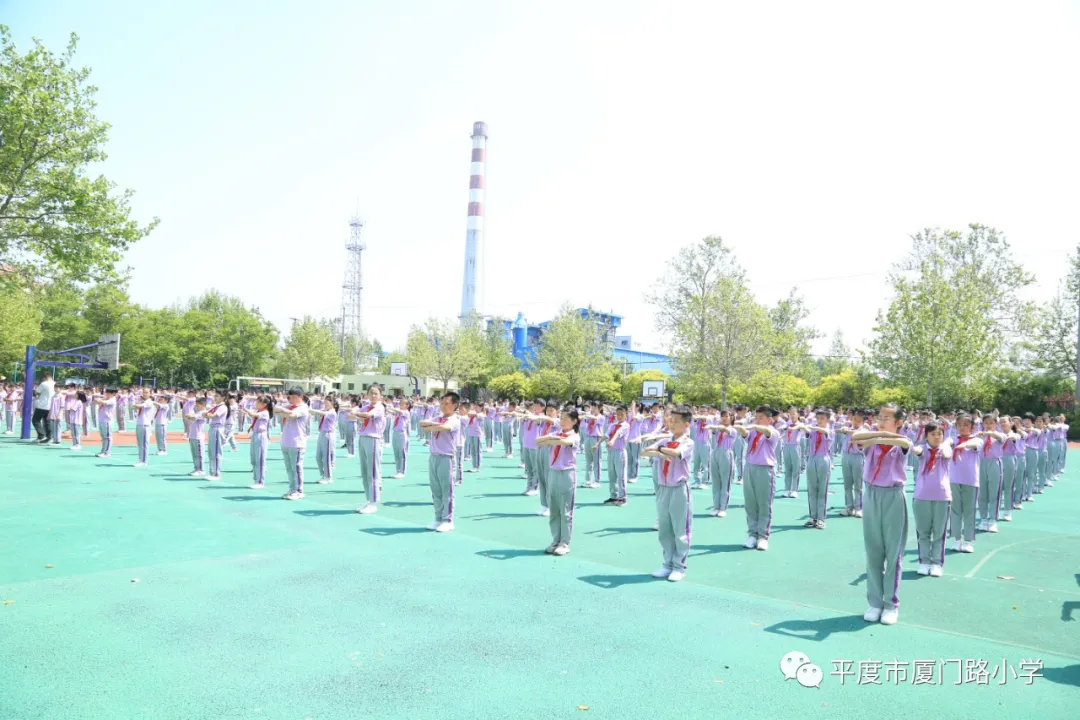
left=964, top=535, right=1072, bottom=579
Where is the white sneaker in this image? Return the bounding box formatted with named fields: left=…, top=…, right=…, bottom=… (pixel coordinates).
left=346, top=454, right=355, bottom=458
left=651, top=568, right=671, bottom=578
left=667, top=570, right=685, bottom=582
left=929, top=565, right=943, bottom=577
left=790, top=492, right=798, bottom=499
left=960, top=541, right=974, bottom=553
left=524, top=489, right=538, bottom=496
left=756, top=538, right=769, bottom=551
left=70, top=445, right=82, bottom=451
left=317, top=479, right=332, bottom=484
left=427, top=522, right=440, bottom=531
left=839, top=508, right=852, bottom=517
left=538, top=507, right=550, bottom=517
left=1002, top=514, right=1012, bottom=522
left=651, top=521, right=659, bottom=531
left=628, top=477, right=638, bottom=484
left=248, top=484, right=264, bottom=490
left=917, top=563, right=930, bottom=576
left=717, top=510, right=726, bottom=518
left=1047, top=481, right=1054, bottom=487
left=156, top=451, right=167, bottom=456
left=133, top=462, right=146, bottom=467
left=435, top=522, right=454, bottom=532
left=709, top=508, right=719, bottom=517
left=744, top=536, right=757, bottom=549
left=95, top=452, right=105, bottom=458
left=988, top=522, right=999, bottom=533
left=880, top=608, right=899, bottom=625
left=206, top=475, right=220, bottom=481
left=853, top=509, right=863, bottom=518
left=863, top=607, right=882, bottom=622
left=949, top=538, right=961, bottom=551
left=284, top=491, right=304, bottom=500
left=357, top=504, right=378, bottom=514
left=589, top=482, right=601, bottom=489
left=553, top=544, right=570, bottom=556
left=393, top=473, right=405, bottom=479
left=977, top=519, right=987, bottom=532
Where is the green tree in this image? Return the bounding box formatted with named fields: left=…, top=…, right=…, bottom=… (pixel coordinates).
left=0, top=27, right=156, bottom=281
left=812, top=369, right=874, bottom=408
left=768, top=289, right=821, bottom=379
left=0, top=280, right=41, bottom=365
left=476, top=318, right=520, bottom=387
left=578, top=365, right=622, bottom=402
left=647, top=236, right=771, bottom=408
left=868, top=225, right=1034, bottom=407
left=818, top=329, right=852, bottom=378
left=868, top=386, right=917, bottom=411
left=738, top=371, right=812, bottom=408
left=280, top=316, right=341, bottom=384
left=1034, top=242, right=1080, bottom=377
left=527, top=368, right=570, bottom=399
left=533, top=304, right=608, bottom=398
left=406, top=317, right=486, bottom=392
left=36, top=277, right=90, bottom=351
left=488, top=371, right=530, bottom=399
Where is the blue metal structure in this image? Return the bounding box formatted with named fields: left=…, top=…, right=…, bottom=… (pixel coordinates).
left=19, top=340, right=117, bottom=440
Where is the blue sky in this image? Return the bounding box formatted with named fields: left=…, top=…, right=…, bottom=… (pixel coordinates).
left=6, top=0, right=1080, bottom=355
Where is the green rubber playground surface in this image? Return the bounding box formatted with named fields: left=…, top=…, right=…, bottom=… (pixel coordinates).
left=2, top=427, right=1079, bottom=719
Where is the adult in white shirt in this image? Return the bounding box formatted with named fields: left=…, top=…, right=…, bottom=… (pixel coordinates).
left=32, top=373, right=55, bottom=442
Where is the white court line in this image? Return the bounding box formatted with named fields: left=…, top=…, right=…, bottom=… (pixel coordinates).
left=965, top=535, right=1079, bottom=579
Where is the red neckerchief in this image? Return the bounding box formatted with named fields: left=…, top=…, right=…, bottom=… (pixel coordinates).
left=814, top=430, right=823, bottom=454
left=434, top=415, right=450, bottom=440
left=320, top=411, right=334, bottom=432
left=924, top=447, right=939, bottom=474
left=953, top=436, right=971, bottom=461
left=608, top=423, right=621, bottom=442
left=983, top=434, right=993, bottom=455
left=661, top=440, right=680, bottom=478
left=871, top=445, right=890, bottom=483
left=698, top=419, right=706, bottom=432
left=787, top=427, right=794, bottom=441
left=588, top=418, right=595, bottom=432
left=916, top=426, right=925, bottom=441
left=551, top=432, right=570, bottom=464
left=749, top=430, right=763, bottom=455
left=360, top=404, right=371, bottom=430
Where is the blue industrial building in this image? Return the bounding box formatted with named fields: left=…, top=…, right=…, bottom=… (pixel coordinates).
left=496, top=309, right=673, bottom=376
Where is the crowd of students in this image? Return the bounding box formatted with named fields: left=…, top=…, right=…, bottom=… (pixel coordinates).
left=11, top=381, right=1070, bottom=626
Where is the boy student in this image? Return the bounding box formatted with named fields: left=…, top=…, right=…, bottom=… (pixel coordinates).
left=780, top=405, right=804, bottom=499
left=421, top=392, right=462, bottom=533
left=604, top=404, right=630, bottom=506
left=582, top=403, right=604, bottom=489
left=275, top=388, right=310, bottom=501
left=91, top=389, right=118, bottom=457
left=732, top=404, right=749, bottom=484
left=499, top=401, right=517, bottom=458
left=734, top=406, right=780, bottom=551
left=133, top=388, right=155, bottom=468
left=518, top=400, right=545, bottom=496
left=351, top=384, right=386, bottom=513
left=706, top=410, right=738, bottom=517
left=976, top=417, right=1007, bottom=532
left=465, top=402, right=484, bottom=473
left=850, top=403, right=913, bottom=626
left=184, top=397, right=208, bottom=477
left=640, top=406, right=695, bottom=581
left=690, top=407, right=713, bottom=490
left=801, top=409, right=834, bottom=529
left=837, top=408, right=868, bottom=517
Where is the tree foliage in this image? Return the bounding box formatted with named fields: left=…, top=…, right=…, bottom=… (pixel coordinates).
left=867, top=225, right=1034, bottom=407
left=280, top=316, right=341, bottom=382
left=0, top=27, right=156, bottom=282
left=811, top=369, right=874, bottom=409
left=533, top=304, right=608, bottom=398
left=1034, top=242, right=1080, bottom=376
left=0, top=279, right=40, bottom=366
left=488, top=371, right=530, bottom=399
left=527, top=368, right=570, bottom=399
left=729, top=372, right=811, bottom=409
left=769, top=289, right=821, bottom=380
left=405, top=316, right=485, bottom=392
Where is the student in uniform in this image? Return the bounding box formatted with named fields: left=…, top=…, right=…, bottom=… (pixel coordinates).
left=275, top=388, right=310, bottom=500
left=499, top=402, right=517, bottom=458
left=850, top=403, right=912, bottom=625
left=910, top=422, right=951, bottom=577
left=1035, top=416, right=1050, bottom=492
left=203, top=392, right=228, bottom=481
left=976, top=416, right=1006, bottom=533
left=421, top=392, right=462, bottom=533
left=781, top=405, right=804, bottom=499
left=532, top=402, right=561, bottom=517
left=801, top=408, right=834, bottom=529
left=92, top=389, right=117, bottom=457
left=351, top=384, right=386, bottom=513
left=706, top=410, right=737, bottom=518
left=836, top=409, right=868, bottom=517
left=48, top=387, right=66, bottom=445
left=66, top=390, right=87, bottom=450
left=242, top=394, right=273, bottom=489
left=626, top=404, right=643, bottom=484
left=603, top=404, right=630, bottom=506
left=223, top=393, right=239, bottom=452
left=465, top=402, right=484, bottom=473
left=389, top=400, right=411, bottom=478
left=641, top=405, right=695, bottom=581
left=734, top=405, right=779, bottom=551
left=185, top=398, right=208, bottom=477
left=310, top=395, right=339, bottom=485
left=690, top=408, right=713, bottom=489
left=518, top=400, right=545, bottom=496
left=1002, top=417, right=1025, bottom=517
left=133, top=388, right=156, bottom=467
left=152, top=395, right=170, bottom=456
left=947, top=414, right=984, bottom=553
left=454, top=402, right=468, bottom=486
left=535, top=406, right=581, bottom=555
left=582, top=403, right=604, bottom=488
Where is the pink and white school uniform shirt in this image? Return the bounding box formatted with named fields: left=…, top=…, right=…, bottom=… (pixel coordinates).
left=653, top=432, right=694, bottom=486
